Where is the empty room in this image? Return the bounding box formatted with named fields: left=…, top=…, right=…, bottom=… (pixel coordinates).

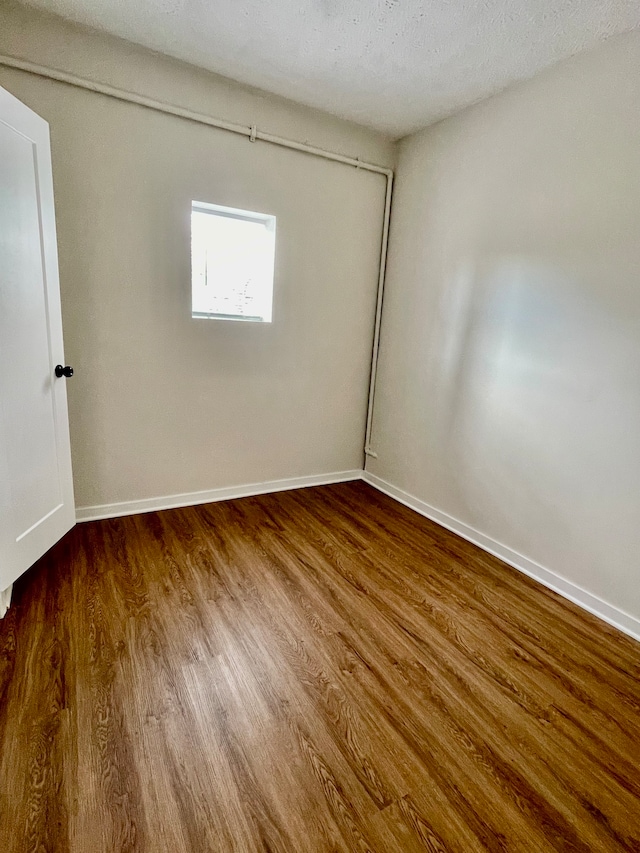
left=1, top=0, right=639, bottom=850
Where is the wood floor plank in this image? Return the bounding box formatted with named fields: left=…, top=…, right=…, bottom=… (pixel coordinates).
left=1, top=481, right=639, bottom=852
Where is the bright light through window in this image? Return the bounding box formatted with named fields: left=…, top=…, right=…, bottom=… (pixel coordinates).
left=191, top=201, right=276, bottom=322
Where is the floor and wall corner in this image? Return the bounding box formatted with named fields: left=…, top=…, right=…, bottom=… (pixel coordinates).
left=1, top=1, right=640, bottom=850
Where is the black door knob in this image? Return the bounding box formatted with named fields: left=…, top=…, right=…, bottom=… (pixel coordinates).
left=55, top=365, right=74, bottom=378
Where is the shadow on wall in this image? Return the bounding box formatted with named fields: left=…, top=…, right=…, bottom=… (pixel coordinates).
left=432, top=257, right=640, bottom=594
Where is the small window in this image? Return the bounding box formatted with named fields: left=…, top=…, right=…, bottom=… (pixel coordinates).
left=191, top=201, right=276, bottom=322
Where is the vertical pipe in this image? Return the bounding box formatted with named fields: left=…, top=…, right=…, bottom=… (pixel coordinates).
left=363, top=169, right=393, bottom=463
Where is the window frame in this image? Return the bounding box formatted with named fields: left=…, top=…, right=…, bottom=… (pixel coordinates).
left=190, top=200, right=276, bottom=324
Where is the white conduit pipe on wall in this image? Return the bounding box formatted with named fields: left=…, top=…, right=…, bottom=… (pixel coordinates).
left=0, top=55, right=392, bottom=465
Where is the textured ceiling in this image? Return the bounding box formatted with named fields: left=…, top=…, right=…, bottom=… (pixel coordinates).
left=19, top=0, right=640, bottom=137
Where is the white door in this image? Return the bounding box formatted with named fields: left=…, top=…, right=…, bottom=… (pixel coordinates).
left=0, top=85, right=75, bottom=592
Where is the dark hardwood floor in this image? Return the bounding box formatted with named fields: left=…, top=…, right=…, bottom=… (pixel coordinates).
left=0, top=481, right=639, bottom=852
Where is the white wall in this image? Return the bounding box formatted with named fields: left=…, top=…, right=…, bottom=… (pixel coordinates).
left=368, top=30, right=640, bottom=633
left=0, top=3, right=394, bottom=511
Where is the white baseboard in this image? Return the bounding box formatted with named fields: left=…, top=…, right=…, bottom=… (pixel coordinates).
left=75, top=470, right=362, bottom=523
left=363, top=471, right=640, bottom=643
left=0, top=584, right=12, bottom=619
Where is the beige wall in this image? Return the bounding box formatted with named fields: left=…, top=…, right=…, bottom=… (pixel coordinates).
left=0, top=3, right=394, bottom=510
left=368, top=30, right=640, bottom=628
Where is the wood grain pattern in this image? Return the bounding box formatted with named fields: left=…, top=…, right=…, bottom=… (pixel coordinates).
left=0, top=481, right=639, bottom=852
